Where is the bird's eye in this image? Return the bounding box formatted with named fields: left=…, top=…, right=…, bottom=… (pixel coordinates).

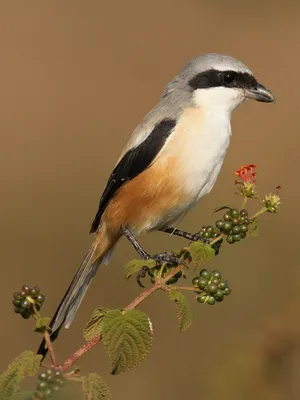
left=223, top=72, right=235, bottom=84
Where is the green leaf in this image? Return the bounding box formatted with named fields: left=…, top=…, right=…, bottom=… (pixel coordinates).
left=11, top=391, right=35, bottom=400
left=82, top=373, right=111, bottom=400
left=213, top=205, right=233, bottom=214
left=124, top=259, right=156, bottom=280
left=83, top=308, right=108, bottom=341
left=21, top=352, right=42, bottom=376
left=169, top=290, right=193, bottom=332
left=249, top=218, right=258, bottom=236
left=189, top=241, right=215, bottom=268
left=35, top=317, right=50, bottom=333
left=101, top=309, right=153, bottom=374
left=0, top=351, right=41, bottom=400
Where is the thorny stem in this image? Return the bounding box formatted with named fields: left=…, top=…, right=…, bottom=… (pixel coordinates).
left=59, top=262, right=185, bottom=372
left=61, top=334, right=101, bottom=372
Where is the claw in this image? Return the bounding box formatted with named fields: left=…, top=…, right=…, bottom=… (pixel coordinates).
left=136, top=265, right=149, bottom=288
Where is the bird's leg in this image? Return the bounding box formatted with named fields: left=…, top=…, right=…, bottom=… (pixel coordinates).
left=159, top=227, right=210, bottom=244
left=123, top=228, right=183, bottom=287
left=123, top=228, right=150, bottom=260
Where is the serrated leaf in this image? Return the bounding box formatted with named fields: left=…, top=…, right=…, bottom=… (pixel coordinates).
left=169, top=290, right=193, bottom=332
left=124, top=259, right=156, bottom=279
left=83, top=308, right=108, bottom=341
left=21, top=352, right=42, bottom=376
left=11, top=391, right=35, bottom=400
left=82, top=373, right=111, bottom=400
left=35, top=317, right=50, bottom=333
left=189, top=241, right=215, bottom=268
left=213, top=205, right=233, bottom=213
left=0, top=351, right=41, bottom=400
left=101, top=309, right=152, bottom=374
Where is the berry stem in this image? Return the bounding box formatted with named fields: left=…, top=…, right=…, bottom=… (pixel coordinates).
left=210, top=233, right=225, bottom=246
left=241, top=196, right=248, bottom=209
left=250, top=206, right=268, bottom=219
left=171, top=285, right=199, bottom=292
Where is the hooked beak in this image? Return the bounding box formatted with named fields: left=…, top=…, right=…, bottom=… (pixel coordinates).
left=245, top=83, right=275, bottom=103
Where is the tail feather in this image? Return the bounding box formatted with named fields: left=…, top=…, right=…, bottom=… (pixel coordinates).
left=37, top=238, right=111, bottom=359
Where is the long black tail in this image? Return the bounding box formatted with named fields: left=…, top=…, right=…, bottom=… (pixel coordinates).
left=37, top=242, right=103, bottom=359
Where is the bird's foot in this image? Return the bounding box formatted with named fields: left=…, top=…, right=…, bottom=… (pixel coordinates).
left=136, top=265, right=149, bottom=288
left=152, top=251, right=183, bottom=266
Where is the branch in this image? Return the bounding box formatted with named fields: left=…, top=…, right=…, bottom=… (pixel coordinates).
left=60, top=262, right=185, bottom=372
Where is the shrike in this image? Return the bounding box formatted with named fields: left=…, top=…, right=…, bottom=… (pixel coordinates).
left=38, top=53, right=274, bottom=356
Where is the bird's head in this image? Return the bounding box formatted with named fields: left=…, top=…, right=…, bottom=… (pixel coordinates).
left=180, top=53, right=275, bottom=114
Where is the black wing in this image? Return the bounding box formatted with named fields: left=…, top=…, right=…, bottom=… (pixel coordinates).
left=90, top=118, right=176, bottom=233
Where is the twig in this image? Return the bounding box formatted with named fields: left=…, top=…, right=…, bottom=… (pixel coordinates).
left=125, top=283, right=161, bottom=311
left=43, top=330, right=58, bottom=368
left=61, top=334, right=101, bottom=372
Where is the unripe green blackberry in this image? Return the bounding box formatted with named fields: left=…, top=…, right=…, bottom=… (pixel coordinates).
left=36, top=294, right=45, bottom=304
left=20, top=299, right=31, bottom=310
left=13, top=292, right=22, bottom=300
left=207, top=296, right=216, bottom=305
left=192, top=277, right=201, bottom=286
left=244, top=217, right=251, bottom=225
left=29, top=287, right=40, bottom=297
left=197, top=295, right=207, bottom=303
left=216, top=220, right=225, bottom=230
left=223, top=287, right=232, bottom=295
left=231, top=218, right=239, bottom=226
left=232, top=225, right=241, bottom=234
left=222, top=221, right=232, bottom=233
left=219, top=280, right=228, bottom=290
left=44, top=388, right=53, bottom=397
left=12, top=299, right=21, bottom=307
left=203, top=231, right=212, bottom=239
left=223, top=212, right=232, bottom=221
left=167, top=276, right=178, bottom=285
left=230, top=209, right=240, bottom=219
left=199, top=269, right=211, bottom=280
left=207, top=283, right=217, bottom=294
left=212, top=270, right=221, bottom=280
left=37, top=381, right=48, bottom=391
left=198, top=278, right=208, bottom=290
left=240, top=224, right=248, bottom=233
left=214, top=290, right=224, bottom=302
left=233, top=234, right=241, bottom=242
left=226, top=235, right=234, bottom=244
left=21, top=311, right=31, bottom=319
left=39, top=372, right=47, bottom=381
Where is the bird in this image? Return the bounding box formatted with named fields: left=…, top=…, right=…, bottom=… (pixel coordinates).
left=38, top=53, right=274, bottom=357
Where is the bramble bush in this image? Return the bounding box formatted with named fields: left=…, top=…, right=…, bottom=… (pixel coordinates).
left=0, top=164, right=281, bottom=399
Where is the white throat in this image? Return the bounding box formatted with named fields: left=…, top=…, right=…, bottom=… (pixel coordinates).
left=192, top=87, right=245, bottom=115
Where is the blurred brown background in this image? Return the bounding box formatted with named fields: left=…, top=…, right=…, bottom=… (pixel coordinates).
left=0, top=1, right=299, bottom=399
